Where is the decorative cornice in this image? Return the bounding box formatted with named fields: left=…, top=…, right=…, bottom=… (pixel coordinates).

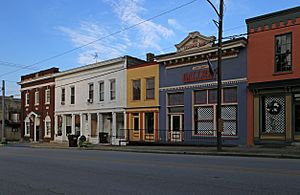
left=159, top=78, right=247, bottom=91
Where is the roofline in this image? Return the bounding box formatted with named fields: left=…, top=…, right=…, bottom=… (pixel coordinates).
left=55, top=55, right=143, bottom=78
left=127, top=61, right=158, bottom=70
left=155, top=37, right=247, bottom=60
left=246, top=6, right=300, bottom=24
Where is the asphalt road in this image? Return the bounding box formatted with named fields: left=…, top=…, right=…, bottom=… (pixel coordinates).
left=0, top=147, right=300, bottom=195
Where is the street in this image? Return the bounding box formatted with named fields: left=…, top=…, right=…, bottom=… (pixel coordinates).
left=0, top=147, right=300, bottom=195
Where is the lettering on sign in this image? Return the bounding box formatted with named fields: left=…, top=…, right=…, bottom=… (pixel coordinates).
left=183, top=68, right=216, bottom=83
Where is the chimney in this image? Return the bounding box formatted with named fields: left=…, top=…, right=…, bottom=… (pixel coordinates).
left=146, top=53, right=155, bottom=62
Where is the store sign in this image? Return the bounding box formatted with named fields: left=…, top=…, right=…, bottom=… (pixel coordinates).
left=183, top=68, right=216, bottom=83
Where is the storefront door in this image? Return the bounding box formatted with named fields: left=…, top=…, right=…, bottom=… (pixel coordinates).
left=294, top=103, right=300, bottom=139
left=170, top=115, right=182, bottom=142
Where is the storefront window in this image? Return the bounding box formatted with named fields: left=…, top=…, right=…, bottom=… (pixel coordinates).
left=145, top=112, right=154, bottom=134
left=194, top=90, right=207, bottom=104
left=208, top=89, right=217, bottom=104
left=262, top=96, right=285, bottom=134
left=223, top=88, right=237, bottom=103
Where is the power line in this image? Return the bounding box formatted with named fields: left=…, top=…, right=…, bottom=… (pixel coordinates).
left=0, top=60, right=39, bottom=71
left=0, top=0, right=199, bottom=78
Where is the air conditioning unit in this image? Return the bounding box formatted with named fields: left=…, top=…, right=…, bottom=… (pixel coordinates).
left=87, top=98, right=93, bottom=103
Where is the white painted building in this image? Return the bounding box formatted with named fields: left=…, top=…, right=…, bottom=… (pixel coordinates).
left=54, top=56, right=144, bottom=145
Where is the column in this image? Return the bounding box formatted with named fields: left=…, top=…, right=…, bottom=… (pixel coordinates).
left=88, top=113, right=92, bottom=138
left=80, top=113, right=84, bottom=136
left=62, top=114, right=67, bottom=141
left=71, top=114, right=75, bottom=135
left=112, top=112, right=117, bottom=144
left=34, top=117, right=37, bottom=142
left=97, top=113, right=103, bottom=134
left=54, top=114, right=58, bottom=138
left=123, top=111, right=127, bottom=140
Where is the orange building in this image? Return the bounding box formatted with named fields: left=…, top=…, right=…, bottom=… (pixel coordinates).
left=126, top=55, right=159, bottom=143
left=246, top=6, right=300, bottom=145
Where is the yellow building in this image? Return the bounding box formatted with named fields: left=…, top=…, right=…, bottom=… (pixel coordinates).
left=126, top=61, right=159, bottom=143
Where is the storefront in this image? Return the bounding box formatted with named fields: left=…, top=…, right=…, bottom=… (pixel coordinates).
left=126, top=60, right=160, bottom=143
left=157, top=32, right=248, bottom=145
left=246, top=6, right=300, bottom=144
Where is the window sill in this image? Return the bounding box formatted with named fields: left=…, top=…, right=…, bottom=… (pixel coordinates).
left=273, top=71, right=293, bottom=76
left=45, top=102, right=50, bottom=105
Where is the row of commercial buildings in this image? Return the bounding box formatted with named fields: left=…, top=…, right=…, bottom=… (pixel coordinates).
left=19, top=6, right=300, bottom=146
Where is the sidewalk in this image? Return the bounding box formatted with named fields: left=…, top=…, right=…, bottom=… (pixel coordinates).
left=13, top=142, right=300, bottom=159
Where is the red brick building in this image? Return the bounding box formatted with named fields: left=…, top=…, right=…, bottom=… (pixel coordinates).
left=19, top=68, right=59, bottom=142
left=247, top=6, right=300, bottom=145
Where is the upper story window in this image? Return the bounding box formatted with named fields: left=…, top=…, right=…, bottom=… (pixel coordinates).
left=110, top=79, right=116, bottom=100
left=88, top=83, right=94, bottom=103
left=132, top=79, right=141, bottom=100
left=34, top=90, right=39, bottom=105
left=99, top=81, right=104, bottom=102
left=25, top=92, right=29, bottom=106
left=61, top=88, right=65, bottom=105
left=275, top=33, right=292, bottom=72
left=70, top=86, right=75, bottom=104
left=146, top=77, right=155, bottom=100
left=45, top=88, right=50, bottom=104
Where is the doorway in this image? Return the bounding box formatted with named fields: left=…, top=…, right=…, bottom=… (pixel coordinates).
left=170, top=115, right=182, bottom=142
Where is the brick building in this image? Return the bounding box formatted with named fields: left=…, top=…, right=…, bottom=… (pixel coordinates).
left=247, top=6, right=300, bottom=144
left=19, top=68, right=59, bottom=142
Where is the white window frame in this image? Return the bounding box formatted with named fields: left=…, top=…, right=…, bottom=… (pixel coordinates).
left=45, top=88, right=50, bottom=104
left=88, top=83, right=94, bottom=103
left=25, top=117, right=30, bottom=136
left=44, top=116, right=51, bottom=138
left=110, top=79, right=116, bottom=100
left=34, top=90, right=39, bottom=105
left=25, top=92, right=29, bottom=107
left=70, top=86, right=75, bottom=104
left=61, top=88, right=65, bottom=105
left=99, top=81, right=104, bottom=102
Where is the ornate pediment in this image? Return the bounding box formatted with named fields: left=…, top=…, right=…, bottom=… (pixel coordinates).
left=175, top=32, right=216, bottom=52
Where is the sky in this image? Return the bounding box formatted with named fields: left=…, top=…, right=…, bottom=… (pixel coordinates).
left=0, top=0, right=299, bottom=97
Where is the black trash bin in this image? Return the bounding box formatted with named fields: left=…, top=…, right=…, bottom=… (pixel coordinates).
left=99, top=132, right=109, bottom=143
left=68, top=135, right=78, bottom=147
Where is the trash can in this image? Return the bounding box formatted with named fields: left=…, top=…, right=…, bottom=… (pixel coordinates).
left=68, top=135, right=78, bottom=147
left=99, top=132, right=109, bottom=143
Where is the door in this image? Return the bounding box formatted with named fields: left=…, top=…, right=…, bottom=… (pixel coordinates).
left=130, top=114, right=140, bottom=141
left=36, top=126, right=40, bottom=142
left=294, top=104, right=300, bottom=138
left=170, top=115, right=182, bottom=142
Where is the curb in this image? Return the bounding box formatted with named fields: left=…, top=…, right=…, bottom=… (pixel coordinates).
left=28, top=145, right=300, bottom=159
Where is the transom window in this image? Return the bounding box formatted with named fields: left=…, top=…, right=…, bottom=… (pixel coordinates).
left=275, top=33, right=292, bottom=72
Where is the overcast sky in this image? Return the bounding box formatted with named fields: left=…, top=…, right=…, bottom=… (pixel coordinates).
left=0, top=0, right=299, bottom=96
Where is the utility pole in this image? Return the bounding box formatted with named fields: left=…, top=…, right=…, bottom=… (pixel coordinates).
left=1, top=80, right=5, bottom=142
left=207, top=0, right=224, bottom=151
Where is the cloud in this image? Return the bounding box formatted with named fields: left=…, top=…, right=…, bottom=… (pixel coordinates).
left=106, top=0, right=174, bottom=51
left=167, top=19, right=187, bottom=32
left=57, top=21, right=126, bottom=65
left=58, top=0, right=174, bottom=64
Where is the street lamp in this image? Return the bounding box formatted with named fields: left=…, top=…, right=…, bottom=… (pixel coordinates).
left=207, top=0, right=224, bottom=151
